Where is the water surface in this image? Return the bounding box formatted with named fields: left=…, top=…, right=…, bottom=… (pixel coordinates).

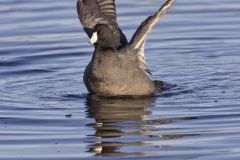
left=0, top=0, right=240, bottom=159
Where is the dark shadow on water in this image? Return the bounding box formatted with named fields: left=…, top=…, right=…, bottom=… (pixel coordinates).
left=86, top=95, right=154, bottom=124
left=62, top=93, right=88, bottom=99
left=84, top=95, right=199, bottom=157
left=85, top=95, right=155, bottom=157
left=61, top=81, right=192, bottom=100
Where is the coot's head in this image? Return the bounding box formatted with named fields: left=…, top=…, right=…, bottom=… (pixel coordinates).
left=89, top=24, right=119, bottom=50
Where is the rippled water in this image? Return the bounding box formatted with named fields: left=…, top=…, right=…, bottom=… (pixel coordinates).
left=1, top=0, right=240, bottom=159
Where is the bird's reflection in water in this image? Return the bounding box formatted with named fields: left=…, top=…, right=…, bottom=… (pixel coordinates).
left=85, top=95, right=197, bottom=157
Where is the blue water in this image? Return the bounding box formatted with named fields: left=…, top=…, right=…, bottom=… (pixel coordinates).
left=0, top=0, right=240, bottom=159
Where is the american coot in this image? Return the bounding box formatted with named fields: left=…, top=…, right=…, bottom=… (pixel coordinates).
left=77, top=0, right=176, bottom=97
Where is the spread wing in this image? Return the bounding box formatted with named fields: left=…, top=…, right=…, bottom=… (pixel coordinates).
left=130, top=0, right=176, bottom=74
left=77, top=0, right=127, bottom=47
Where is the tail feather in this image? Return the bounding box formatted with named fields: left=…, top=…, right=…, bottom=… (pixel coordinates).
left=154, top=80, right=164, bottom=90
